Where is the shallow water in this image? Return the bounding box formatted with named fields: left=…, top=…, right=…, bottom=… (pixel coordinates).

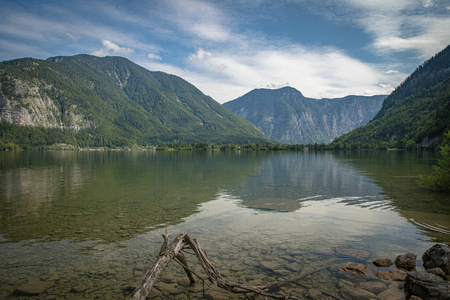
left=0, top=150, right=449, bottom=299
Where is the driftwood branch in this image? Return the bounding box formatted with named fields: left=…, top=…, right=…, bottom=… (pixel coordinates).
left=131, top=230, right=188, bottom=300
left=131, top=230, right=303, bottom=300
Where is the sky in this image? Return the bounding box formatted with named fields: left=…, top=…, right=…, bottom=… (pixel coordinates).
left=0, top=0, right=449, bottom=103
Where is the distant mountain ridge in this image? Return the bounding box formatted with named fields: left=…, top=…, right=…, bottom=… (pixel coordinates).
left=0, top=54, right=268, bottom=148
left=331, top=45, right=450, bottom=149
left=223, top=87, right=386, bottom=144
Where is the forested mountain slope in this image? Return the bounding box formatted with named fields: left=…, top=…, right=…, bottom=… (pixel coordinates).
left=223, top=87, right=386, bottom=144
left=0, top=55, right=267, bottom=148
left=331, top=45, right=450, bottom=150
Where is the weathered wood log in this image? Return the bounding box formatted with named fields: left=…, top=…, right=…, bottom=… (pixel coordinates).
left=131, top=230, right=303, bottom=300
left=131, top=230, right=188, bottom=300
left=158, top=230, right=196, bottom=285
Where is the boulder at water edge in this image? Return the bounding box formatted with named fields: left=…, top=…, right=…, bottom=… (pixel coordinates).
left=422, top=243, right=450, bottom=275
left=404, top=271, right=450, bottom=300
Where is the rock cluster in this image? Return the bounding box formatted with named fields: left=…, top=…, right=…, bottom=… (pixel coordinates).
left=376, top=244, right=449, bottom=299
left=339, top=243, right=450, bottom=299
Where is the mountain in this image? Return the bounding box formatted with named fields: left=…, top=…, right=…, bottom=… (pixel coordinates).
left=331, top=45, right=450, bottom=150
left=223, top=86, right=386, bottom=144
left=0, top=55, right=267, bottom=148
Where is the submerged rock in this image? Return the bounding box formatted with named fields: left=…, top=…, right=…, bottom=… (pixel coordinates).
left=70, top=285, right=89, bottom=293
left=358, top=281, right=386, bottom=294
left=341, top=285, right=377, bottom=299
left=404, top=271, right=450, bottom=300
left=307, top=288, right=322, bottom=299
left=284, top=262, right=302, bottom=272
left=339, top=279, right=378, bottom=299
left=373, top=258, right=394, bottom=267
left=340, top=262, right=367, bottom=275
left=377, top=282, right=404, bottom=300
left=395, top=252, right=417, bottom=271
left=376, top=269, right=407, bottom=281
left=422, top=244, right=450, bottom=275
left=260, top=261, right=281, bottom=271
left=14, top=280, right=53, bottom=296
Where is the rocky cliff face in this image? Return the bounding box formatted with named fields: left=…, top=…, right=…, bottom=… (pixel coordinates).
left=0, top=76, right=94, bottom=130
left=223, top=87, right=386, bottom=144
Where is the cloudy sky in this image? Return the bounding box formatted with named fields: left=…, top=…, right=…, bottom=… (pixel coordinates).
left=1, top=0, right=449, bottom=103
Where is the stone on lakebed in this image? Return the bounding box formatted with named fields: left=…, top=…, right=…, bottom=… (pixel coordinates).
left=14, top=280, right=53, bottom=296
left=373, top=258, right=394, bottom=267
left=340, top=262, right=367, bottom=275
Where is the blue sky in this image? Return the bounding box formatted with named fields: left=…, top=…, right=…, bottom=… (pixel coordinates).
left=1, top=0, right=449, bottom=103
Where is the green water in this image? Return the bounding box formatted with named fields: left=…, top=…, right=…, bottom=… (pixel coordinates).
left=0, top=150, right=449, bottom=299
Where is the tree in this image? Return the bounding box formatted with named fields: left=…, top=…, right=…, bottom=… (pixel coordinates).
left=405, top=139, right=416, bottom=150
left=419, top=130, right=450, bottom=192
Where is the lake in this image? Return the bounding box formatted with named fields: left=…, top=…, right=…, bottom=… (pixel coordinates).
left=0, top=150, right=449, bottom=299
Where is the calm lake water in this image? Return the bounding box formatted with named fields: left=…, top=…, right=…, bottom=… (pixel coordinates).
left=0, top=150, right=449, bottom=299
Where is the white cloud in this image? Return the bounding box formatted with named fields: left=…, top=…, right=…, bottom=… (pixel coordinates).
left=266, top=82, right=290, bottom=89
left=147, top=53, right=162, bottom=60
left=343, top=0, right=450, bottom=58
left=189, top=48, right=212, bottom=62
left=161, top=0, right=231, bottom=41
left=385, top=70, right=399, bottom=74
left=374, top=36, right=440, bottom=55
left=191, top=23, right=230, bottom=41
left=141, top=60, right=185, bottom=76
left=92, top=40, right=134, bottom=57
left=423, top=0, right=434, bottom=8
